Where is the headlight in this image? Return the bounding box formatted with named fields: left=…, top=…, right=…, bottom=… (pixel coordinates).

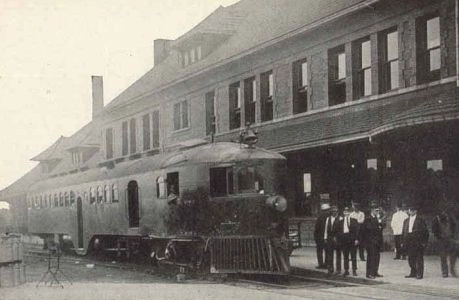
left=266, top=195, right=287, bottom=212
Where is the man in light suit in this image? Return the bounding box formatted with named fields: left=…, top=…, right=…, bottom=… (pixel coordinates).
left=324, top=205, right=341, bottom=275
left=402, top=204, right=429, bottom=279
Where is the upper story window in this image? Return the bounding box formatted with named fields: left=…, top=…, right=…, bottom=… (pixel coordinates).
left=152, top=110, right=160, bottom=148
left=181, top=45, right=202, bottom=67
left=416, top=15, right=441, bottom=83
left=205, top=90, right=216, bottom=136
left=379, top=28, right=399, bottom=93
left=105, top=128, right=114, bottom=159
left=142, top=114, right=151, bottom=151
left=260, top=71, right=273, bottom=122
left=328, top=45, right=346, bottom=106
left=122, top=121, right=128, bottom=156
left=129, top=118, right=137, bottom=154
left=244, top=77, right=256, bottom=125
left=71, top=151, right=83, bottom=166
left=353, top=38, right=372, bottom=99
left=229, top=82, right=241, bottom=130
left=173, top=100, right=189, bottom=131
left=293, top=58, right=308, bottom=114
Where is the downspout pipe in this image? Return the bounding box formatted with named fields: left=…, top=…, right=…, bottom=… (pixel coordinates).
left=456, top=0, right=459, bottom=86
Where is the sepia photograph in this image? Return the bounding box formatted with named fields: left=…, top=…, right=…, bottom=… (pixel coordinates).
left=0, top=0, right=458, bottom=299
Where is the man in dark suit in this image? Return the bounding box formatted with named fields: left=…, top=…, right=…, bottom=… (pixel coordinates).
left=361, top=204, right=385, bottom=279
left=335, top=206, right=359, bottom=276
left=314, top=203, right=331, bottom=269
left=324, top=205, right=341, bottom=275
left=402, top=204, right=429, bottom=279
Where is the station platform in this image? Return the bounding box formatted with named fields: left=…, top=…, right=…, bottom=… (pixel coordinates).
left=290, top=247, right=459, bottom=292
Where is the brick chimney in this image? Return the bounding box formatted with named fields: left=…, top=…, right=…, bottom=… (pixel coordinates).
left=154, top=39, right=171, bottom=66
left=91, top=76, right=104, bottom=119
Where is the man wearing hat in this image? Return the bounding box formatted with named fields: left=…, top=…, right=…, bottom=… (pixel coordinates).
left=335, top=206, right=359, bottom=276
left=314, top=203, right=330, bottom=269
left=324, top=205, right=341, bottom=275
left=361, top=203, right=385, bottom=279
left=402, top=204, right=429, bottom=279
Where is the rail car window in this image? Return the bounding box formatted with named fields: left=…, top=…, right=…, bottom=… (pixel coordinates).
left=64, top=192, right=69, bottom=207
left=156, top=177, right=166, bottom=198
left=210, top=167, right=234, bottom=196
left=59, top=193, right=64, bottom=207
left=90, top=188, right=96, bottom=204
left=111, top=184, right=119, bottom=203
left=104, top=185, right=110, bottom=203
left=237, top=167, right=264, bottom=193
left=70, top=191, right=75, bottom=206
left=97, top=186, right=103, bottom=203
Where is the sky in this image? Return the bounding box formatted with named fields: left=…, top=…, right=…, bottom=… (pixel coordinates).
left=0, top=0, right=240, bottom=190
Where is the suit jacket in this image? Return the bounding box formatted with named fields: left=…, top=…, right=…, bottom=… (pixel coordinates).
left=334, top=216, right=359, bottom=246
left=314, top=213, right=329, bottom=243
left=361, top=215, right=385, bottom=248
left=402, top=215, right=429, bottom=250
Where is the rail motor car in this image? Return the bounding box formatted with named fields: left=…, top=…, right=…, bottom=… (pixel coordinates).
left=26, top=139, right=291, bottom=274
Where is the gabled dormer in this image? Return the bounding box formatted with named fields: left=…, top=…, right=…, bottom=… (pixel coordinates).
left=31, top=136, right=69, bottom=174
left=170, top=4, right=249, bottom=68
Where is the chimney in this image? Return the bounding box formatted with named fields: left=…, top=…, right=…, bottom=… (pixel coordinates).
left=91, top=75, right=104, bottom=119
left=154, top=39, right=171, bottom=66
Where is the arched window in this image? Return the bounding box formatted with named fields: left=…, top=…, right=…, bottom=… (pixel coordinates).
left=54, top=194, right=58, bottom=207
left=90, top=187, right=96, bottom=204
left=111, top=184, right=119, bottom=203
left=104, top=185, right=110, bottom=203
left=156, top=176, right=166, bottom=198
left=64, top=192, right=70, bottom=207
left=97, top=186, right=103, bottom=203
left=59, top=192, right=64, bottom=207
left=70, top=191, right=75, bottom=206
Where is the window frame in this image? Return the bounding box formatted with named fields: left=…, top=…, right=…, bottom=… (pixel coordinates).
left=353, top=37, right=372, bottom=99
left=173, top=100, right=189, bottom=131
left=229, top=82, right=241, bottom=130
left=328, top=45, right=347, bottom=106
left=379, top=28, right=399, bottom=93
left=416, top=14, right=441, bottom=83
left=260, top=70, right=274, bottom=122
left=292, top=58, right=308, bottom=114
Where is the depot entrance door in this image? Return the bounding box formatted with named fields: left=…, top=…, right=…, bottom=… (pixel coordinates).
left=127, top=181, right=140, bottom=227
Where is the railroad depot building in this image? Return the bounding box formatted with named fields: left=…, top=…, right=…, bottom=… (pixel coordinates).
left=1, top=0, right=459, bottom=245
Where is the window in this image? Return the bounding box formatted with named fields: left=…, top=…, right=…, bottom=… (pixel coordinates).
left=156, top=176, right=166, bottom=198
left=152, top=110, right=160, bottom=148
left=237, top=167, right=263, bottom=193
left=104, top=185, right=110, bottom=203
left=64, top=192, right=69, bottom=207
left=190, top=48, right=196, bottom=63
left=97, top=186, right=103, bottom=203
left=184, top=52, right=189, bottom=66
left=173, top=100, right=189, bottom=130
left=244, top=77, right=256, bottom=124
left=90, top=187, right=96, bottom=204
left=142, top=114, right=151, bottom=151
left=70, top=191, right=75, bottom=206
left=72, top=152, right=83, bottom=166
left=260, top=71, right=273, bottom=122
left=205, top=91, right=216, bottom=135
left=59, top=193, right=64, bottom=207
left=353, top=38, right=372, bottom=99
left=105, top=128, right=114, bottom=159
left=182, top=46, right=202, bottom=66
left=54, top=194, right=58, bottom=207
left=210, top=167, right=234, bottom=196
left=167, top=172, right=179, bottom=196
left=417, top=15, right=441, bottom=82
left=129, top=118, right=136, bottom=154
left=122, top=121, right=128, bottom=156
left=229, top=82, right=241, bottom=129
left=111, top=184, right=119, bottom=203
left=293, top=59, right=308, bottom=114
left=379, top=28, right=399, bottom=92
left=328, top=46, right=346, bottom=106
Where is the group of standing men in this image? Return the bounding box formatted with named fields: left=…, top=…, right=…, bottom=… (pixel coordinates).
left=314, top=201, right=457, bottom=279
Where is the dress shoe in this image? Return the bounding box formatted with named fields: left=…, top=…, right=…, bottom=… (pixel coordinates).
left=375, top=273, right=383, bottom=277
left=393, top=257, right=400, bottom=260
left=352, top=270, right=358, bottom=276
left=442, top=274, right=448, bottom=278
left=416, top=275, right=423, bottom=279
left=316, top=265, right=326, bottom=269
left=405, top=274, right=416, bottom=278
left=343, top=271, right=350, bottom=276
left=366, top=275, right=375, bottom=279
